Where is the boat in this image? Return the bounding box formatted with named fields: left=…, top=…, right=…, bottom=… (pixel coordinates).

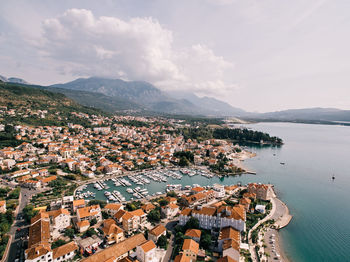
left=280, top=162, right=285, bottom=165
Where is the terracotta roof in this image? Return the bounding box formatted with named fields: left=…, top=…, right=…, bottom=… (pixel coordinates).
left=30, top=212, right=49, bottom=225
left=219, top=227, right=240, bottom=242
left=185, top=229, right=201, bottom=239
left=130, top=208, right=146, bottom=217
left=141, top=203, right=156, bottom=212
left=121, top=211, right=134, bottom=221
left=180, top=208, right=192, bottom=216
left=149, top=224, right=166, bottom=237
left=47, top=208, right=70, bottom=218
left=73, top=199, right=85, bottom=207
left=192, top=207, right=217, bottom=216
left=174, top=254, right=191, bottom=262
left=168, top=203, right=179, bottom=209
left=140, top=240, right=156, bottom=253
left=77, top=220, right=90, bottom=229
left=77, top=205, right=100, bottom=219
left=82, top=233, right=146, bottom=262
left=192, top=187, right=205, bottom=193
left=0, top=200, right=5, bottom=207
left=114, top=209, right=126, bottom=220
left=52, top=241, right=78, bottom=259
left=104, top=203, right=122, bottom=211
left=103, top=223, right=123, bottom=236
left=25, top=243, right=51, bottom=260
left=28, top=218, right=50, bottom=248
left=103, top=218, right=116, bottom=227
left=182, top=239, right=199, bottom=254
left=222, top=239, right=240, bottom=251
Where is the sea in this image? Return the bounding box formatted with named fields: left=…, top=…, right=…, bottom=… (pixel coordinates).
left=80, top=122, right=350, bottom=261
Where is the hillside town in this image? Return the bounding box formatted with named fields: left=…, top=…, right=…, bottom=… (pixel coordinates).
left=0, top=109, right=289, bottom=262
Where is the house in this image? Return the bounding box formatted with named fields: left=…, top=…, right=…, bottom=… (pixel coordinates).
left=224, top=185, right=238, bottom=195
left=222, top=239, right=240, bottom=262
left=104, top=203, right=123, bottom=216
left=218, top=227, right=240, bottom=252
left=148, top=224, right=166, bottom=243
left=164, top=197, right=177, bottom=204
left=239, top=198, right=251, bottom=211
left=184, top=229, right=201, bottom=243
left=136, top=240, right=157, bottom=262
left=255, top=205, right=266, bottom=214
left=24, top=213, right=51, bottom=262
left=77, top=205, right=102, bottom=222
left=73, top=199, right=85, bottom=212
left=102, top=219, right=125, bottom=244
left=0, top=200, right=6, bottom=213
left=82, top=233, right=146, bottom=262
left=78, top=235, right=103, bottom=255
left=179, top=205, right=246, bottom=232
left=213, top=184, right=225, bottom=198
left=47, top=208, right=71, bottom=237
left=247, top=183, right=273, bottom=201
left=141, top=203, right=156, bottom=213
left=122, top=212, right=138, bottom=234
left=52, top=241, right=78, bottom=262
left=76, top=220, right=90, bottom=233
left=161, top=203, right=179, bottom=219
left=181, top=239, right=199, bottom=262
left=114, top=209, right=127, bottom=223
left=131, top=209, right=147, bottom=225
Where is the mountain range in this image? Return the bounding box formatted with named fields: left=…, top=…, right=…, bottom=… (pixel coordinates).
left=1, top=74, right=350, bottom=124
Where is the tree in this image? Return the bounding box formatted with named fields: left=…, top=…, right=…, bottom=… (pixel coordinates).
left=85, top=228, right=97, bottom=237
left=159, top=199, right=169, bottom=207
left=64, top=228, right=75, bottom=239
left=51, top=239, right=66, bottom=249
left=179, top=156, right=189, bottom=167
left=185, top=217, right=199, bottom=230
left=23, top=205, right=38, bottom=223
left=200, top=232, right=212, bottom=250
left=88, top=200, right=107, bottom=208
left=177, top=197, right=189, bottom=208
left=166, top=191, right=177, bottom=197
left=147, top=209, right=160, bottom=223
left=157, top=235, right=168, bottom=249
left=90, top=218, right=97, bottom=226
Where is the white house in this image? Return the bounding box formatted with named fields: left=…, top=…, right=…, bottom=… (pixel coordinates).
left=136, top=240, right=157, bottom=262
left=161, top=203, right=179, bottom=219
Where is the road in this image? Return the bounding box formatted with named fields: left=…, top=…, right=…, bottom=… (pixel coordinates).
left=5, top=188, right=39, bottom=262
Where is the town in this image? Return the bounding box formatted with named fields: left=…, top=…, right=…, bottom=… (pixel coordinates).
left=0, top=107, right=290, bottom=262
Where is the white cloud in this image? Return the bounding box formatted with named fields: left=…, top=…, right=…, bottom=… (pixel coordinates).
left=40, top=8, right=235, bottom=94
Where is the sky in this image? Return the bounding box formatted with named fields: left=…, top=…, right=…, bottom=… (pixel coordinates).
left=1, top=0, right=350, bottom=112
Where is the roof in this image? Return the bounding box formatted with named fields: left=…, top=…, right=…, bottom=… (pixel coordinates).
left=104, top=203, right=122, bottom=211
left=103, top=223, right=123, bottom=236
left=149, top=224, right=166, bottom=237
left=182, top=239, right=199, bottom=254
left=114, top=209, right=126, bottom=220
left=77, top=205, right=100, bottom=219
left=47, top=208, right=70, bottom=218
left=180, top=208, right=192, bottom=216
left=28, top=218, right=50, bottom=248
left=219, top=227, right=240, bottom=242
left=30, top=212, right=49, bottom=225
left=168, top=203, right=179, bottom=209
left=0, top=200, right=5, bottom=207
left=77, top=220, right=90, bottom=229
left=25, top=243, right=51, bottom=260
left=121, top=211, right=134, bottom=221
left=141, top=203, right=156, bottom=212
left=192, top=187, right=204, bottom=193
left=130, top=209, right=146, bottom=217
left=222, top=239, right=240, bottom=251
left=139, top=240, right=156, bottom=253
left=73, top=199, right=85, bottom=207
left=174, top=254, right=191, bottom=262
left=52, top=241, right=78, bottom=259
left=185, top=229, right=201, bottom=239
left=82, top=234, right=146, bottom=262
left=217, top=256, right=238, bottom=262
left=192, top=207, right=217, bottom=216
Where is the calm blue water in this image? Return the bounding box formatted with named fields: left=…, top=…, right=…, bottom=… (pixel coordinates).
left=81, top=122, right=350, bottom=261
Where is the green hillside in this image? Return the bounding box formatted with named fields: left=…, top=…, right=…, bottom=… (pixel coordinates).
left=0, top=82, right=106, bottom=127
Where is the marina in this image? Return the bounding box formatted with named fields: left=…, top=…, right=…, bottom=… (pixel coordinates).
left=75, top=168, right=234, bottom=202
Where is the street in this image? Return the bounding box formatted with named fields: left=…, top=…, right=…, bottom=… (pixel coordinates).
left=5, top=188, right=38, bottom=262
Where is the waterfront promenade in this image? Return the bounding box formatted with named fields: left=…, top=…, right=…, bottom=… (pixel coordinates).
left=248, top=194, right=292, bottom=262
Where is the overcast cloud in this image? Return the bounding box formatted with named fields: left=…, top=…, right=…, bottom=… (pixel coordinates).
left=0, top=0, right=350, bottom=112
